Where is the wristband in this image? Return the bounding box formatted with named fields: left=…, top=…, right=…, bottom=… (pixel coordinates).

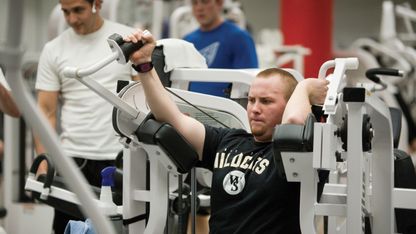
left=132, top=61, right=153, bottom=73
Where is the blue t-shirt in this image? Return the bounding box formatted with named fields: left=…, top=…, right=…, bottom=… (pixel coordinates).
left=183, top=21, right=258, bottom=98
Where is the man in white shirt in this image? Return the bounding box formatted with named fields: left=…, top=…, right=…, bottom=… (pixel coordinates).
left=34, top=0, right=138, bottom=232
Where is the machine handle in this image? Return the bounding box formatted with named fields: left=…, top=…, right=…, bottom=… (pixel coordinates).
left=109, top=30, right=150, bottom=63
left=365, top=68, right=403, bottom=84
left=29, top=153, right=55, bottom=199
left=64, top=30, right=150, bottom=78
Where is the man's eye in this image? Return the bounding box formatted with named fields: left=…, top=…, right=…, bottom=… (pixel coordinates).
left=73, top=7, right=84, bottom=13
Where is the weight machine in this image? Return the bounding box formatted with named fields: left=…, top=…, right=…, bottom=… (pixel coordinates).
left=23, top=30, right=256, bottom=234
left=273, top=57, right=416, bottom=233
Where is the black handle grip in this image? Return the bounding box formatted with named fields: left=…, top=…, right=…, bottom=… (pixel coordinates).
left=120, top=40, right=145, bottom=63
left=108, top=33, right=145, bottom=63
left=365, top=68, right=403, bottom=84
left=29, top=153, right=55, bottom=190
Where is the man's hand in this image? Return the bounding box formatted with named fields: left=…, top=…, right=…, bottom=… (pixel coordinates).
left=302, top=78, right=330, bottom=105
left=124, top=29, right=157, bottom=65
left=282, top=78, right=330, bottom=125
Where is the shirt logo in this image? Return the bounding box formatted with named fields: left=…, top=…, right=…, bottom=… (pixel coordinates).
left=199, top=42, right=220, bottom=67
left=223, top=170, right=245, bottom=195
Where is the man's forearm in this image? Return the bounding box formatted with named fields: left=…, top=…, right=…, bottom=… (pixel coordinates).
left=283, top=78, right=329, bottom=125
left=0, top=84, right=20, bottom=118
left=138, top=69, right=182, bottom=123
left=138, top=68, right=205, bottom=159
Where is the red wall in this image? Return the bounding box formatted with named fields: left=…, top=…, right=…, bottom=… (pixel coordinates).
left=280, top=0, right=333, bottom=78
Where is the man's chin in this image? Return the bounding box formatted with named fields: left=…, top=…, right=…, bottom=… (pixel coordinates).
left=250, top=128, right=265, bottom=138
left=71, top=27, right=85, bottom=35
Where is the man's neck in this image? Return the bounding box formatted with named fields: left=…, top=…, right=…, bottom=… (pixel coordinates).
left=91, top=17, right=104, bottom=33
left=200, top=17, right=224, bottom=32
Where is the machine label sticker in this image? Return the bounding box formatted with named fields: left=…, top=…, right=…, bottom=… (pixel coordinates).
left=223, top=170, right=245, bottom=195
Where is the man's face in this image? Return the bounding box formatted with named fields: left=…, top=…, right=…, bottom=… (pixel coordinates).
left=191, top=0, right=222, bottom=30
left=60, top=0, right=95, bottom=35
left=247, top=75, right=287, bottom=142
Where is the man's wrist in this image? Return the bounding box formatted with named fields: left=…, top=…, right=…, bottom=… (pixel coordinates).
left=132, top=61, right=154, bottom=73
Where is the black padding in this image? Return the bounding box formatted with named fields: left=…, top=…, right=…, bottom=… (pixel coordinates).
left=395, top=92, right=416, bottom=144
left=136, top=113, right=199, bottom=174
left=152, top=46, right=171, bottom=87
left=155, top=124, right=199, bottom=173
left=0, top=207, right=7, bottom=218
left=136, top=118, right=165, bottom=145
left=273, top=124, right=306, bottom=152
left=394, top=149, right=416, bottom=234
left=303, top=114, right=316, bottom=152
left=389, top=107, right=402, bottom=149
left=113, top=168, right=123, bottom=199
left=272, top=114, right=317, bottom=178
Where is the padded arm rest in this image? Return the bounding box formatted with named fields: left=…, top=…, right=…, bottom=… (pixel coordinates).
left=136, top=113, right=199, bottom=174
left=272, top=114, right=316, bottom=178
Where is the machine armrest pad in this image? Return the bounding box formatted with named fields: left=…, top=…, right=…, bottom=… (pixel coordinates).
left=272, top=114, right=316, bottom=179
left=136, top=114, right=199, bottom=174
left=272, top=113, right=316, bottom=152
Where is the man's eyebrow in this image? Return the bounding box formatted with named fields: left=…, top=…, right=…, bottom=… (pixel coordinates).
left=62, top=6, right=84, bottom=12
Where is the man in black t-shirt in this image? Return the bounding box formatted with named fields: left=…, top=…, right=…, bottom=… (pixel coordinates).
left=125, top=29, right=330, bottom=233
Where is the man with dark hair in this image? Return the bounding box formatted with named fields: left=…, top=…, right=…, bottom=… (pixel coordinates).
left=34, top=0, right=138, bottom=232
left=125, top=29, right=330, bottom=233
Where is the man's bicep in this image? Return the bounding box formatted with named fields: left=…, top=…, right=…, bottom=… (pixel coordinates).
left=176, top=116, right=206, bottom=161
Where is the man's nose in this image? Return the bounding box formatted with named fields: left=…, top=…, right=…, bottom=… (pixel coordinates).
left=67, top=12, right=77, bottom=24
left=251, top=102, right=261, bottom=114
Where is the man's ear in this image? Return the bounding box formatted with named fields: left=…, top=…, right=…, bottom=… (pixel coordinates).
left=94, top=0, right=102, bottom=12
left=217, top=0, right=224, bottom=9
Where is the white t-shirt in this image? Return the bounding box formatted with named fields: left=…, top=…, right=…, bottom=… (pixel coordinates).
left=36, top=20, right=136, bottom=160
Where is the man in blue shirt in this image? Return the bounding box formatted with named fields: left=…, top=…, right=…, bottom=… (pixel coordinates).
left=183, top=0, right=258, bottom=98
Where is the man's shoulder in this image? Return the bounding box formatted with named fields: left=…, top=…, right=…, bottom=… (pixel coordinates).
left=221, top=21, right=251, bottom=37
left=183, top=28, right=201, bottom=41
left=43, top=28, right=72, bottom=50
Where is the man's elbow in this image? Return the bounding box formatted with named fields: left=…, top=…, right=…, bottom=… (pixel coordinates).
left=282, top=114, right=306, bottom=125
left=2, top=105, right=21, bottom=118
left=11, top=109, right=21, bottom=118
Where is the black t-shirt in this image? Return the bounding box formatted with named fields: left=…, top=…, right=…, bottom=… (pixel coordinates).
left=200, top=125, right=301, bottom=234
